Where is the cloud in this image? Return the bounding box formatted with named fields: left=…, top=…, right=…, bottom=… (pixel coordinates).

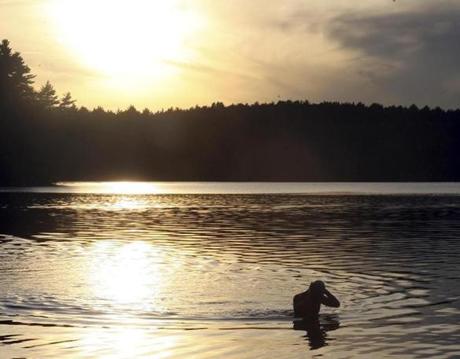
left=4, top=0, right=460, bottom=109
left=325, top=3, right=460, bottom=108
left=164, top=59, right=255, bottom=81
left=0, top=0, right=34, bottom=6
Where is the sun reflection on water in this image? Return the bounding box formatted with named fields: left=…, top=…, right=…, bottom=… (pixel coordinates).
left=87, top=241, right=166, bottom=309
left=111, top=197, right=148, bottom=210
left=78, top=325, right=182, bottom=359
left=79, top=326, right=180, bottom=359
left=58, top=181, right=161, bottom=194
left=79, top=240, right=186, bottom=357
left=105, top=182, right=160, bottom=195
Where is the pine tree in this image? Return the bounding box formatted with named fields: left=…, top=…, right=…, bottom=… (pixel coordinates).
left=37, top=81, right=59, bottom=109
left=59, top=92, right=76, bottom=109
left=0, top=39, right=35, bottom=107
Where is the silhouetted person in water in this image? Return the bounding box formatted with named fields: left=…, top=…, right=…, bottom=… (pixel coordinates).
left=293, top=280, right=340, bottom=319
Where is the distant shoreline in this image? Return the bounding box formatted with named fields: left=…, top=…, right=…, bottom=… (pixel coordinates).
left=3, top=101, right=460, bottom=186
left=1, top=180, right=460, bottom=187
left=2, top=182, right=460, bottom=195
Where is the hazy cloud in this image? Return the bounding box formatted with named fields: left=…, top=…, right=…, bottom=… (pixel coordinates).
left=326, top=3, right=460, bottom=107
left=0, top=0, right=33, bottom=6
left=3, top=0, right=460, bottom=109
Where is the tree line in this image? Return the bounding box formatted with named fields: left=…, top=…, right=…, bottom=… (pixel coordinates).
left=1, top=39, right=460, bottom=185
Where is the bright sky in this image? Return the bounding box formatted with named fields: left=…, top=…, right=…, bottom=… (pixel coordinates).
left=1, top=0, right=459, bottom=110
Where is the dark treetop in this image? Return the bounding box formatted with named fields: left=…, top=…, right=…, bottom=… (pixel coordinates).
left=1, top=39, right=460, bottom=185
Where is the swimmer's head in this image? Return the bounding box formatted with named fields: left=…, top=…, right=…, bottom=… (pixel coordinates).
left=309, top=280, right=325, bottom=296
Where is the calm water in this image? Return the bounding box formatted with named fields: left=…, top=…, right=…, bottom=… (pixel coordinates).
left=1, top=183, right=460, bottom=358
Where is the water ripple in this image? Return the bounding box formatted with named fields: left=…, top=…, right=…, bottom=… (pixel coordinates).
left=1, top=193, right=460, bottom=357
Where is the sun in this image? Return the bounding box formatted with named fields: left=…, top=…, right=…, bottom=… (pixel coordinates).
left=48, top=0, right=202, bottom=82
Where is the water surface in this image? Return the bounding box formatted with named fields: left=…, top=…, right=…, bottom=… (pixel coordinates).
left=2, top=181, right=460, bottom=194
left=1, top=183, right=460, bottom=358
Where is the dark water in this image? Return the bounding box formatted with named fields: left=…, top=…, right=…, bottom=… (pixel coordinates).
left=1, top=189, right=460, bottom=358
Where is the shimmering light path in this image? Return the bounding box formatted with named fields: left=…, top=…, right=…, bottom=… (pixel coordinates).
left=3, top=181, right=460, bottom=194
left=1, top=187, right=460, bottom=357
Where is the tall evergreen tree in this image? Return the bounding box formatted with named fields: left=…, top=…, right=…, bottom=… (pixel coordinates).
left=0, top=39, right=35, bottom=108
left=37, top=81, right=59, bottom=109
left=59, top=92, right=76, bottom=109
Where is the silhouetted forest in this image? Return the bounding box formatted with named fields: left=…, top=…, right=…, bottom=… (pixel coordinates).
left=1, top=39, right=460, bottom=185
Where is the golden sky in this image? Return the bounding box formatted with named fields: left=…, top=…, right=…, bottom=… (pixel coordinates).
left=2, top=0, right=459, bottom=110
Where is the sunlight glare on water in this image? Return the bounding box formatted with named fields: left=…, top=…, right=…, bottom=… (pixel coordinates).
left=59, top=181, right=162, bottom=195
left=111, top=196, right=150, bottom=210
left=34, top=181, right=460, bottom=195
left=87, top=241, right=162, bottom=306
left=1, top=187, right=460, bottom=358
